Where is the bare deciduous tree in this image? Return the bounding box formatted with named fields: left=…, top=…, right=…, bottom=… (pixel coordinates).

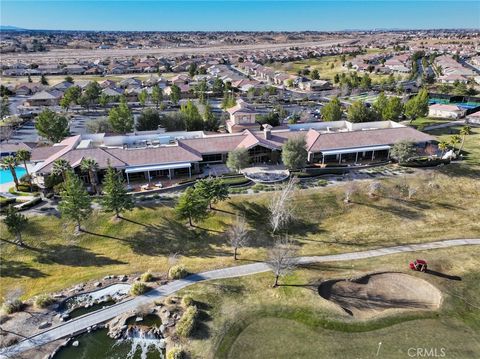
left=168, top=252, right=180, bottom=273
left=407, top=186, right=418, bottom=200
left=267, top=236, right=298, bottom=287
left=268, top=177, right=298, bottom=233
left=368, top=181, right=382, bottom=198
left=344, top=181, right=358, bottom=204
left=227, top=215, right=249, bottom=260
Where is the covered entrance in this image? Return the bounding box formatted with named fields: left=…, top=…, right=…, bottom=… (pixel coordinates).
left=124, top=162, right=192, bottom=185
left=320, top=145, right=391, bottom=165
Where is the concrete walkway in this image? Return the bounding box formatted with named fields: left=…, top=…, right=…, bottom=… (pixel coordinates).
left=1, top=238, right=479, bottom=358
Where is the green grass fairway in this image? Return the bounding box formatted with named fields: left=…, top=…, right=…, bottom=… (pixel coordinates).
left=269, top=50, right=405, bottom=83
left=228, top=318, right=477, bottom=359
left=176, top=246, right=480, bottom=359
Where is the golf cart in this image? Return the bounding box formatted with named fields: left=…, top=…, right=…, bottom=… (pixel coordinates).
left=409, top=259, right=427, bottom=272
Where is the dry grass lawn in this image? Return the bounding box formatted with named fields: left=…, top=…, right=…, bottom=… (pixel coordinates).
left=0, top=169, right=479, bottom=301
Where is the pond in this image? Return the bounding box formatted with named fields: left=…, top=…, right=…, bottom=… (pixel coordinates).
left=58, top=284, right=131, bottom=319
left=53, top=328, right=165, bottom=359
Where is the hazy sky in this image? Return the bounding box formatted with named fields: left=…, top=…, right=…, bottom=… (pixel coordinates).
left=2, top=1, right=479, bottom=31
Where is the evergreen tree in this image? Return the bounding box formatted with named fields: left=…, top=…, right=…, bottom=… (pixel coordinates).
left=195, top=177, right=229, bottom=210
left=175, top=187, right=209, bottom=226
left=102, top=165, right=134, bottom=218
left=384, top=96, right=403, bottom=121
left=282, top=136, right=307, bottom=170
left=138, top=89, right=149, bottom=108
left=35, top=109, right=69, bottom=143
left=58, top=172, right=92, bottom=232
left=40, top=74, right=49, bottom=85
left=321, top=97, right=342, bottom=122
left=98, top=93, right=111, bottom=108
left=203, top=103, right=219, bottom=131
left=347, top=100, right=375, bottom=123
left=405, top=88, right=429, bottom=122
left=108, top=97, right=133, bottom=133
left=169, top=84, right=181, bottom=105
left=226, top=148, right=250, bottom=173
left=136, top=108, right=162, bottom=131
left=3, top=206, right=28, bottom=246
left=180, top=100, right=204, bottom=131
left=1, top=96, right=10, bottom=119
left=151, top=86, right=163, bottom=109
left=60, top=86, right=81, bottom=112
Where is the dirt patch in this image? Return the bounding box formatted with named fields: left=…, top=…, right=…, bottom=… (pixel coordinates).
left=318, top=272, right=442, bottom=319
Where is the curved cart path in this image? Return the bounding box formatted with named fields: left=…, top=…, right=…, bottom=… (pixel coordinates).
left=1, top=238, right=479, bottom=358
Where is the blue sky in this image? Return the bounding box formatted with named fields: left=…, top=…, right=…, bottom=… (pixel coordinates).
left=1, top=1, right=479, bottom=31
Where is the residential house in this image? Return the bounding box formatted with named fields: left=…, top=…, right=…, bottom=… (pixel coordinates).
left=428, top=104, right=466, bottom=119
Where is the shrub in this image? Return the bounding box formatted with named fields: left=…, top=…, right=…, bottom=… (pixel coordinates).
left=181, top=295, right=194, bottom=307
left=167, top=347, right=185, bottom=359
left=168, top=265, right=188, bottom=279
left=0, top=197, right=16, bottom=208
left=176, top=305, right=198, bottom=337
left=140, top=271, right=154, bottom=282
left=317, top=179, right=328, bottom=186
left=17, top=183, right=39, bottom=193
left=44, top=174, right=63, bottom=189
left=19, top=174, right=32, bottom=184
left=16, top=197, right=42, bottom=210
left=130, top=282, right=149, bottom=296
left=2, top=299, right=23, bottom=314
left=35, top=294, right=55, bottom=308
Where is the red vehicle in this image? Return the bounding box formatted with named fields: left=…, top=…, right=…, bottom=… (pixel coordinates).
left=409, top=259, right=427, bottom=272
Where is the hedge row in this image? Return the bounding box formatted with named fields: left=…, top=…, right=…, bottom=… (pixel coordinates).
left=401, top=158, right=450, bottom=168
left=176, top=305, right=199, bottom=338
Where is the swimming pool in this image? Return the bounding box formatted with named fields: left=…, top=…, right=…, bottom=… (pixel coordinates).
left=0, top=166, right=27, bottom=184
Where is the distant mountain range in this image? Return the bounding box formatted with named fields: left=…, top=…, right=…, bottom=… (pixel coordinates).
left=0, top=25, right=28, bottom=31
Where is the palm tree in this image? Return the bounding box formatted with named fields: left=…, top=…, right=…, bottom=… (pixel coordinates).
left=52, top=159, right=72, bottom=183
left=16, top=149, right=32, bottom=190
left=438, top=140, right=449, bottom=157
left=449, top=134, right=461, bottom=153
left=458, top=125, right=471, bottom=155
left=15, top=149, right=31, bottom=177
left=80, top=158, right=99, bottom=194
left=1, top=156, right=19, bottom=190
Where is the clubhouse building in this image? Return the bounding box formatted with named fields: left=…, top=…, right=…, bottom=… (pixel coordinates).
left=30, top=120, right=434, bottom=188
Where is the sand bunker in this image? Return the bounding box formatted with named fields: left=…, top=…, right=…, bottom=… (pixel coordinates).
left=319, top=272, right=442, bottom=319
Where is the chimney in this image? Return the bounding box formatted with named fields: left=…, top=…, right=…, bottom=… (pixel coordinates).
left=263, top=124, right=272, bottom=140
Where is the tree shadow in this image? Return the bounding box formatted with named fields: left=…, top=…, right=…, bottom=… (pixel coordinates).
left=436, top=163, right=480, bottom=179
left=118, top=215, right=155, bottom=228
left=0, top=238, right=45, bottom=253
left=229, top=202, right=270, bottom=229
left=377, top=195, right=432, bottom=211
left=425, top=269, right=462, bottom=281
left=34, top=244, right=126, bottom=267
left=211, top=207, right=236, bottom=215
left=0, top=259, right=47, bottom=278
left=80, top=229, right=130, bottom=242
left=126, top=218, right=230, bottom=257
left=191, top=225, right=223, bottom=234
left=352, top=200, right=424, bottom=220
